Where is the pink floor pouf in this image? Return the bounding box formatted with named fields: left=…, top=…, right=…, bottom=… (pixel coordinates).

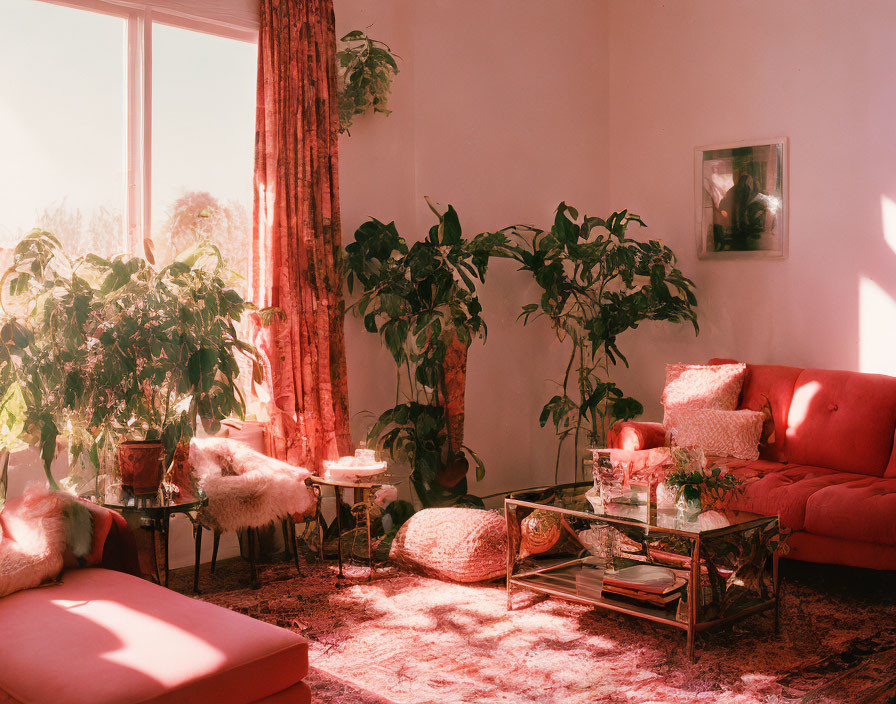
left=389, top=507, right=507, bottom=583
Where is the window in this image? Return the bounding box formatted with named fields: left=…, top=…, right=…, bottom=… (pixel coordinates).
left=152, top=22, right=257, bottom=293
left=0, top=0, right=126, bottom=258
left=0, top=0, right=257, bottom=280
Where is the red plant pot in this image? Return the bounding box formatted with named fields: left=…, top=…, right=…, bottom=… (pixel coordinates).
left=118, top=440, right=165, bottom=494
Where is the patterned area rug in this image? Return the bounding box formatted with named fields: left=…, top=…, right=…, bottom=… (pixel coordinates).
left=169, top=556, right=896, bottom=704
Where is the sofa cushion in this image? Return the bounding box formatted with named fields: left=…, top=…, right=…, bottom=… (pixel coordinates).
left=667, top=408, right=764, bottom=460
left=709, top=359, right=803, bottom=462
left=804, top=477, right=896, bottom=546
left=723, top=461, right=864, bottom=530
left=0, top=568, right=308, bottom=704
left=661, top=362, right=746, bottom=420
left=784, top=369, right=896, bottom=476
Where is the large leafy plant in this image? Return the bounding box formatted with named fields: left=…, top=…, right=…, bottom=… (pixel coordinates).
left=344, top=203, right=509, bottom=506
left=507, top=204, right=698, bottom=481
left=337, top=30, right=399, bottom=135
left=0, top=230, right=261, bottom=489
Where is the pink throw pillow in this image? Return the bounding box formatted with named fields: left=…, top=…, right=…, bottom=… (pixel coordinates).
left=389, top=508, right=506, bottom=583
left=662, top=363, right=747, bottom=423
left=667, top=408, right=764, bottom=460
left=0, top=486, right=68, bottom=598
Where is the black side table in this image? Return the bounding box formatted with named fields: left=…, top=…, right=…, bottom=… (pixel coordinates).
left=101, top=488, right=208, bottom=592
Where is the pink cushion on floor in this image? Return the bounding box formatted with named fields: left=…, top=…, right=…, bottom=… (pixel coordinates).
left=0, top=568, right=308, bottom=704
left=804, top=477, right=896, bottom=546
left=723, top=462, right=864, bottom=530
left=390, top=508, right=507, bottom=583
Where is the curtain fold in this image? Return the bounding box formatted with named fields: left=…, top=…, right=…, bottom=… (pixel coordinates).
left=250, top=0, right=351, bottom=470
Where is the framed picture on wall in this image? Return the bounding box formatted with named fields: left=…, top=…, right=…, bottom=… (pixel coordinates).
left=695, top=137, right=788, bottom=259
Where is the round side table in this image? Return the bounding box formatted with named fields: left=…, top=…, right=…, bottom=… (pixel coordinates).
left=306, top=469, right=408, bottom=581
left=101, top=488, right=208, bottom=592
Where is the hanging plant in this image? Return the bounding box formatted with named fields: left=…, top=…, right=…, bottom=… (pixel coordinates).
left=336, top=30, right=399, bottom=135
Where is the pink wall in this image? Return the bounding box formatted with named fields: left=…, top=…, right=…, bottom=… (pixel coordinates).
left=337, top=0, right=896, bottom=491
left=337, top=0, right=610, bottom=491
left=607, top=0, right=896, bottom=420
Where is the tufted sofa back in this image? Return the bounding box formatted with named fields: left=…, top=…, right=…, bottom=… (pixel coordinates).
left=710, top=358, right=896, bottom=477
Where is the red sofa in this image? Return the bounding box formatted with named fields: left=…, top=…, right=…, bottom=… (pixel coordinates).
left=610, top=359, right=896, bottom=571
left=0, top=500, right=311, bottom=703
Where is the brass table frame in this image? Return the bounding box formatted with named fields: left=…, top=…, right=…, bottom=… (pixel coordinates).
left=505, top=483, right=780, bottom=661
left=305, top=472, right=406, bottom=581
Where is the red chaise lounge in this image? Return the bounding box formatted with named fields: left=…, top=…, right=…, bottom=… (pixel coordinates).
left=610, top=359, right=896, bottom=571
left=0, top=500, right=311, bottom=704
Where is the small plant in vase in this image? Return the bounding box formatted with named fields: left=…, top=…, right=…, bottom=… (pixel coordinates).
left=0, top=230, right=262, bottom=494
left=663, top=446, right=741, bottom=519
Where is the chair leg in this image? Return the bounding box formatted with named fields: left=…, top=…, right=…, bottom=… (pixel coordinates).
left=289, top=518, right=302, bottom=575
left=247, top=526, right=260, bottom=589
left=281, top=519, right=292, bottom=558
left=211, top=530, right=221, bottom=574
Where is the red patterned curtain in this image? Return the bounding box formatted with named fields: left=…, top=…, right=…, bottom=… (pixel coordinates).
left=249, top=0, right=351, bottom=470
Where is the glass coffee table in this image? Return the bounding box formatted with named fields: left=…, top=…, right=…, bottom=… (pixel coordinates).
left=505, top=482, right=782, bottom=661
left=101, top=487, right=208, bottom=592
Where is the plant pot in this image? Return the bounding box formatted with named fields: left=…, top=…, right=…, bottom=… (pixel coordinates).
left=118, top=440, right=165, bottom=495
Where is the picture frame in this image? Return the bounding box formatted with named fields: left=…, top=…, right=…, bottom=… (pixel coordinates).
left=695, top=137, right=788, bottom=259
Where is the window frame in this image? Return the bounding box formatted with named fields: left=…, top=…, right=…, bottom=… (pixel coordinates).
left=27, top=0, right=258, bottom=252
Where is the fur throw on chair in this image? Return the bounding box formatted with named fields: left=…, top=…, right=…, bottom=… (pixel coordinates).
left=189, top=438, right=315, bottom=533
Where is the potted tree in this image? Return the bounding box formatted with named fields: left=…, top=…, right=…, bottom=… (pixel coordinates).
left=0, top=230, right=261, bottom=494
left=507, top=204, right=699, bottom=482
left=344, top=202, right=510, bottom=506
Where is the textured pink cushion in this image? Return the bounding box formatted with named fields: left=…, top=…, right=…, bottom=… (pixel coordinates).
left=785, top=369, right=896, bottom=476
left=661, top=363, right=746, bottom=421
left=804, top=477, right=896, bottom=546
left=390, top=508, right=506, bottom=583
left=723, top=462, right=864, bottom=530
left=667, top=408, right=764, bottom=460
left=0, top=568, right=308, bottom=704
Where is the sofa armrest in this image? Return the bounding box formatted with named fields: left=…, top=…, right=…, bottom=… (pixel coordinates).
left=73, top=500, right=141, bottom=576
left=607, top=421, right=667, bottom=451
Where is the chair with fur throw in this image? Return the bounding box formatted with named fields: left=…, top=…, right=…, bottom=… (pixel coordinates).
left=186, top=437, right=315, bottom=588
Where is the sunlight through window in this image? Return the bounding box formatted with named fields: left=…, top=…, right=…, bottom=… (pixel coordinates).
left=859, top=275, right=896, bottom=375
left=0, top=0, right=126, bottom=258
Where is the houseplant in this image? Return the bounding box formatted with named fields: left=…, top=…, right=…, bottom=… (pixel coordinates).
left=0, top=229, right=261, bottom=493
left=663, top=446, right=741, bottom=518
left=337, top=30, right=399, bottom=134
left=506, top=204, right=698, bottom=482
left=344, top=202, right=509, bottom=506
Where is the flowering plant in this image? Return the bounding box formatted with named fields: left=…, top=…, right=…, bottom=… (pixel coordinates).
left=663, top=446, right=741, bottom=507
left=0, top=230, right=261, bottom=489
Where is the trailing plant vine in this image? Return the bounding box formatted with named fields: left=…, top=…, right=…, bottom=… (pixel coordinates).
left=337, top=30, right=399, bottom=135
left=344, top=202, right=510, bottom=506
left=505, top=203, right=698, bottom=482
